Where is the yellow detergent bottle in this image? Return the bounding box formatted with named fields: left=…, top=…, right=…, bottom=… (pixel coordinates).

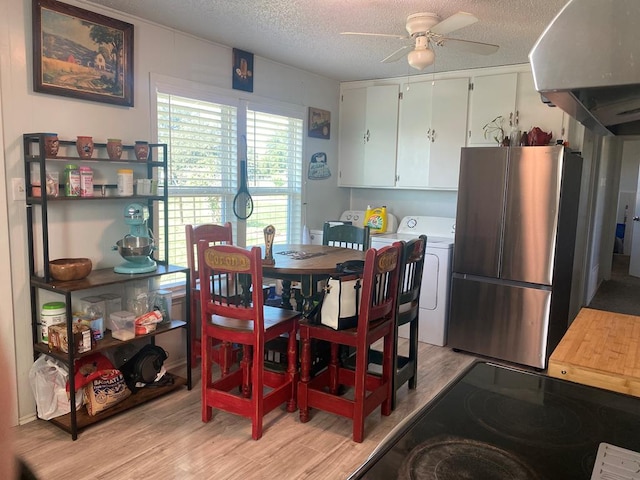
left=364, top=205, right=388, bottom=234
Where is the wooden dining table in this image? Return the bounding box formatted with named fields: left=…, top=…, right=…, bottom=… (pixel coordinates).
left=260, top=244, right=365, bottom=315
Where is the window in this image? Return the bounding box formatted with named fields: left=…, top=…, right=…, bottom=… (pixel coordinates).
left=155, top=86, right=303, bottom=275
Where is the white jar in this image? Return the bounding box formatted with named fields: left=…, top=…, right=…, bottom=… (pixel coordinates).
left=117, top=169, right=133, bottom=196
left=40, top=301, right=66, bottom=343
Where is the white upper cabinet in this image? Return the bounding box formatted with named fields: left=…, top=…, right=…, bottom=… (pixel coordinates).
left=468, top=71, right=565, bottom=146
left=338, top=84, right=399, bottom=187
left=468, top=73, right=518, bottom=145
left=396, top=77, right=469, bottom=189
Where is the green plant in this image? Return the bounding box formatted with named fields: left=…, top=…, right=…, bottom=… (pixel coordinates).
left=482, top=115, right=505, bottom=144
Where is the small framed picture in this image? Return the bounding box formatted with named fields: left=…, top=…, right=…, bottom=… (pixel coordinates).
left=308, top=107, right=331, bottom=139
left=232, top=48, right=254, bottom=93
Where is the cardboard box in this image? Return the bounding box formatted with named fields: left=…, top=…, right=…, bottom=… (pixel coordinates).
left=48, top=323, right=92, bottom=353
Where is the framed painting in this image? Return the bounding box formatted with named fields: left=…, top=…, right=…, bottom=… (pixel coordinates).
left=308, top=107, right=331, bottom=139
left=232, top=48, right=254, bottom=93
left=32, top=0, right=134, bottom=107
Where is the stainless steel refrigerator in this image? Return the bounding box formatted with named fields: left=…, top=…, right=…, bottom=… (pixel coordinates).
left=448, top=146, right=582, bottom=369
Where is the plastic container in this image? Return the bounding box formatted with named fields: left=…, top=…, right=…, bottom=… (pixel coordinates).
left=100, top=293, right=122, bottom=330
left=80, top=166, right=93, bottom=197
left=40, top=301, right=66, bottom=343
left=364, top=205, right=388, bottom=234
left=64, top=164, right=80, bottom=197
left=110, top=311, right=135, bottom=340
left=117, top=169, right=134, bottom=196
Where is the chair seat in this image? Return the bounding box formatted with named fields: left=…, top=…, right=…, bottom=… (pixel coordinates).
left=210, top=306, right=301, bottom=332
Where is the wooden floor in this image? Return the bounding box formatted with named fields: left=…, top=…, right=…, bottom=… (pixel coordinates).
left=12, top=343, right=477, bottom=480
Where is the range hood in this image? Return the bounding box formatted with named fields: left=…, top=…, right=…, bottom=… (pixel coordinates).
left=529, top=0, right=640, bottom=136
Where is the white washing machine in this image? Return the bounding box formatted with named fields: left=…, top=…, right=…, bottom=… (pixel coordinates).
left=369, top=216, right=455, bottom=347
left=309, top=210, right=398, bottom=245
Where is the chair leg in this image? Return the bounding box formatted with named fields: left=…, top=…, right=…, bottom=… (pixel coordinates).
left=352, top=346, right=368, bottom=443
left=191, top=297, right=200, bottom=366
left=329, top=343, right=340, bottom=395
left=201, top=332, right=212, bottom=423
left=299, top=334, right=311, bottom=423
left=242, top=345, right=252, bottom=398
left=286, top=326, right=298, bottom=413
left=251, top=344, right=264, bottom=440
left=381, top=330, right=393, bottom=417
left=408, top=320, right=418, bottom=390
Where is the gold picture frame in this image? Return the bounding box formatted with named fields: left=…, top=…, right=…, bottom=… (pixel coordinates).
left=32, top=0, right=134, bottom=106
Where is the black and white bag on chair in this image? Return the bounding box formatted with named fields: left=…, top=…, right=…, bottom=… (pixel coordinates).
left=319, top=273, right=362, bottom=330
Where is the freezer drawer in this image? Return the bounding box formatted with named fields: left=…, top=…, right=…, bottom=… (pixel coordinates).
left=448, top=275, right=552, bottom=369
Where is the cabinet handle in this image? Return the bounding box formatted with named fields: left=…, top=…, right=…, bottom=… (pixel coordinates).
left=431, top=129, right=436, bottom=142
left=515, top=110, right=519, bottom=126
left=509, top=112, right=513, bottom=127
left=364, top=129, right=370, bottom=143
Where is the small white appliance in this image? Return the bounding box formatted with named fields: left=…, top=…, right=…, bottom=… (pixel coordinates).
left=369, top=216, right=455, bottom=347
left=309, top=210, right=398, bottom=245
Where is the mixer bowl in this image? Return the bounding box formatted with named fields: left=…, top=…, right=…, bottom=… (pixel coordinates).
left=115, top=236, right=155, bottom=264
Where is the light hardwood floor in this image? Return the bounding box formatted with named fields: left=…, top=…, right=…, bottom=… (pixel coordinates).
left=12, top=343, right=477, bottom=480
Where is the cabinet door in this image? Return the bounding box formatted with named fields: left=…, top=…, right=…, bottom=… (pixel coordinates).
left=396, top=81, right=433, bottom=188
left=338, top=87, right=367, bottom=186
left=428, top=77, right=470, bottom=188
left=515, top=71, right=565, bottom=143
left=468, top=73, right=518, bottom=145
left=363, top=84, right=399, bottom=187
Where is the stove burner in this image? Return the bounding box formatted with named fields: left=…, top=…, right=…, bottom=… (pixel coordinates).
left=398, top=436, right=540, bottom=480
left=465, top=390, right=601, bottom=447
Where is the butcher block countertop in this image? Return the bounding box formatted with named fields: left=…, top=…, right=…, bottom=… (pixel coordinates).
left=548, top=308, right=640, bottom=397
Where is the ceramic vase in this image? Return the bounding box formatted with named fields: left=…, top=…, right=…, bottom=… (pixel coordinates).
left=106, top=138, right=123, bottom=160
left=44, top=133, right=59, bottom=157
left=76, top=136, right=94, bottom=159
left=134, top=141, right=149, bottom=161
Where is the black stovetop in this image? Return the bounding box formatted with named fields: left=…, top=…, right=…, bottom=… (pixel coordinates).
left=349, top=361, right=640, bottom=479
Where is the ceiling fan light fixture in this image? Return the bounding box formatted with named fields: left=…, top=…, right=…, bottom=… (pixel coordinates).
left=407, top=47, right=435, bottom=70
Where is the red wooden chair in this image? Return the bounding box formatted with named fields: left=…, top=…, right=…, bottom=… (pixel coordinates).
left=199, top=243, right=300, bottom=440
left=186, top=223, right=234, bottom=369
left=297, top=243, right=402, bottom=442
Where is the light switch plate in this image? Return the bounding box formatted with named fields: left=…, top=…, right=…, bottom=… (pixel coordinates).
left=12, top=178, right=25, bottom=201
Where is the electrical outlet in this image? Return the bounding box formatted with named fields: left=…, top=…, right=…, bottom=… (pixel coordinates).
left=12, top=178, right=26, bottom=201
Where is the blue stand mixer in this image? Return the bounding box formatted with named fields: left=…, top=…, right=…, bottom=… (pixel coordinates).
left=113, top=203, right=157, bottom=274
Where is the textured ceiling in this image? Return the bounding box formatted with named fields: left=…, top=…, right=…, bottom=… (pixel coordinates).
left=85, top=0, right=570, bottom=82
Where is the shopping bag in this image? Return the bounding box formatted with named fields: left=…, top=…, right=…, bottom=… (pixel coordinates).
left=319, top=274, right=362, bottom=329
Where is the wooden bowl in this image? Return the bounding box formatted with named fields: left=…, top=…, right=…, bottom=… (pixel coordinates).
left=49, top=258, right=92, bottom=281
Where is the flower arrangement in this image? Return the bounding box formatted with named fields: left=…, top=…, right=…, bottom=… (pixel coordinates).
left=482, top=116, right=505, bottom=144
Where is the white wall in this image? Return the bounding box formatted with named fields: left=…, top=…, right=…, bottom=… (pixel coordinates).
left=0, top=0, right=345, bottom=423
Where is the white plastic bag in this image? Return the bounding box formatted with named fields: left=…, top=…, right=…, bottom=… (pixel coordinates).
left=28, top=354, right=83, bottom=420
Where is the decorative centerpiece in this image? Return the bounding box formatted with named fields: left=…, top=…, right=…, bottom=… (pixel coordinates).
left=263, top=225, right=275, bottom=265
left=107, top=138, right=123, bottom=160
left=134, top=140, right=149, bottom=161
left=44, top=133, right=59, bottom=157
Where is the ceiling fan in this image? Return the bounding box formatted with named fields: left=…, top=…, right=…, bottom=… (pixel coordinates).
left=342, top=11, right=499, bottom=70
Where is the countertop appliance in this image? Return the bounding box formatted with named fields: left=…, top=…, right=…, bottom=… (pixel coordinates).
left=369, top=216, right=455, bottom=347
left=448, top=146, right=582, bottom=369
left=529, top=0, right=640, bottom=136
left=347, top=361, right=640, bottom=479
left=309, top=210, right=398, bottom=245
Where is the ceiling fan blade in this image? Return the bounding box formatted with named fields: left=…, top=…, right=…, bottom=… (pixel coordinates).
left=341, top=32, right=408, bottom=39
left=438, top=37, right=499, bottom=55
left=430, top=12, right=478, bottom=35
left=381, top=44, right=413, bottom=63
